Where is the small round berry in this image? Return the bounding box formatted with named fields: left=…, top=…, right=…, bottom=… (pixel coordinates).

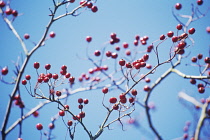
left=175, top=3, right=182, bottom=10
left=191, top=57, right=197, bottom=63
left=131, top=89, right=137, bottom=96
left=178, top=41, right=186, bottom=49
left=12, top=10, right=18, bottom=17
left=64, top=105, right=70, bottom=110
left=80, top=0, right=87, bottom=7
left=87, top=2, right=93, bottom=8
left=65, top=73, right=71, bottom=78
left=86, top=36, right=92, bottom=42
left=188, top=28, right=195, bottom=34
left=67, top=120, right=73, bottom=126
left=17, top=138, right=23, bottom=140
left=34, top=62, right=40, bottom=69
left=24, top=34, right=30, bottom=39
left=144, top=85, right=150, bottom=91
left=79, top=111, right=85, bottom=118
left=135, top=35, right=140, bottom=40
left=198, top=87, right=205, bottom=94
left=110, top=33, right=117, bottom=39
left=61, top=65, right=67, bottom=71
left=120, top=98, right=127, bottom=104
left=52, top=73, right=58, bottom=79
left=33, top=111, right=39, bottom=117
left=106, top=51, right=112, bottom=57
left=45, top=64, right=51, bottom=70
left=167, top=31, right=174, bottom=37
left=115, top=46, right=120, bottom=51
left=22, top=80, right=27, bottom=85
left=36, top=123, right=43, bottom=130
left=78, top=98, right=83, bottom=104
left=190, top=79, right=196, bottom=84
left=56, top=91, right=61, bottom=96
left=159, top=34, right=165, bottom=40
left=1, top=67, right=8, bottom=75
left=59, top=110, right=65, bottom=116
left=43, top=77, right=49, bottom=83
left=204, top=57, right=210, bottom=64
left=25, top=75, right=31, bottom=80
left=197, top=54, right=203, bottom=59
left=109, top=97, right=117, bottom=104
left=48, top=123, right=55, bottom=129
left=206, top=26, right=210, bottom=33
left=78, top=104, right=83, bottom=109
left=176, top=24, right=183, bottom=30
left=0, top=1, right=5, bottom=8
left=91, top=6, right=98, bottom=13
left=112, top=104, right=119, bottom=110
left=143, top=54, right=149, bottom=61
left=123, top=42, right=129, bottom=48
left=69, top=76, right=75, bottom=83
left=5, top=8, right=13, bottom=15
left=172, top=36, right=178, bottom=42
left=197, top=0, right=203, bottom=5
left=111, top=52, right=118, bottom=59
left=119, top=59, right=126, bottom=66
left=126, top=62, right=132, bottom=68
left=129, top=97, right=135, bottom=103
left=102, top=87, right=108, bottom=94
left=125, top=50, right=131, bottom=56
left=84, top=99, right=89, bottom=104
left=94, top=50, right=101, bottom=56
left=134, top=40, right=138, bottom=46
left=49, top=31, right=56, bottom=38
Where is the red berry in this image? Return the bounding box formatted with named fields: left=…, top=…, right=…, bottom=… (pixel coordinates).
left=48, top=123, right=55, bottom=129
left=78, top=98, right=83, bottom=104
left=144, top=85, right=150, bottom=91
left=120, top=98, right=127, bottom=104
left=0, top=1, right=5, bottom=8
left=159, top=34, right=165, bottom=40
left=69, top=0, right=75, bottom=3
left=80, top=0, right=87, bottom=7
left=191, top=57, right=197, bottom=63
left=25, top=75, right=31, bottom=80
left=131, top=89, right=137, bottom=96
left=143, top=36, right=149, bottom=41
left=1, top=67, right=8, bottom=75
left=78, top=104, right=83, bottom=109
left=175, top=3, right=182, bottom=10
left=43, top=77, right=49, bottom=83
left=12, top=10, right=18, bottom=17
left=119, top=93, right=126, bottom=99
left=111, top=52, right=118, bottom=59
left=61, top=65, right=67, bottom=71
left=67, top=120, right=73, bottom=126
left=65, top=73, right=71, bottom=78
left=33, top=111, right=39, bottom=117
left=109, top=97, right=117, bottom=104
left=64, top=105, right=69, bottom=110
left=102, top=87, right=108, bottom=94
left=69, top=76, right=75, bottom=83
left=45, top=64, right=51, bottom=70
left=79, top=111, right=85, bottom=118
left=176, top=24, right=183, bottom=30
left=34, top=62, right=40, bottom=69
left=110, top=33, right=117, bottom=39
left=22, top=80, right=27, bottom=85
left=143, top=54, right=149, bottom=61
left=17, top=138, right=23, bottom=140
left=146, top=64, right=152, bottom=69
left=125, top=50, right=131, bottom=56
left=24, top=34, right=30, bottom=39
left=86, top=36, right=92, bottom=42
left=126, top=62, right=132, bottom=68
left=49, top=31, right=56, bottom=38
left=178, top=41, right=186, bottom=49
left=106, top=51, right=112, bottom=57
left=87, top=2, right=93, bottom=8
left=129, top=97, right=135, bottom=103
left=172, top=36, right=178, bottom=42
left=84, top=99, right=89, bottom=104
left=188, top=28, right=195, bottom=34
left=94, top=50, right=101, bottom=56
left=167, top=31, right=174, bottom=37
left=198, top=87, right=205, bottom=93
left=145, top=77, right=151, bottom=83
left=5, top=8, right=12, bottom=15
left=59, top=110, right=65, bottom=116
left=204, top=57, right=210, bottom=63
left=37, top=78, right=43, bottom=83
left=91, top=6, right=98, bottom=13
left=52, top=73, right=58, bottom=79
left=190, top=79, right=196, bottom=84
left=135, top=35, right=140, bottom=40
left=119, top=59, right=126, bottom=66
left=36, top=123, right=43, bottom=130
left=112, top=104, right=119, bottom=110
left=56, top=91, right=61, bottom=96
left=123, top=42, right=129, bottom=48
left=134, top=40, right=138, bottom=46
left=197, top=54, right=203, bottom=59
left=197, top=0, right=203, bottom=5
left=115, top=46, right=120, bottom=51
left=206, top=27, right=210, bottom=33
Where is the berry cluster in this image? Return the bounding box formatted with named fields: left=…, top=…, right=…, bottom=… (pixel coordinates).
left=0, top=1, right=18, bottom=17
left=79, top=0, right=98, bottom=13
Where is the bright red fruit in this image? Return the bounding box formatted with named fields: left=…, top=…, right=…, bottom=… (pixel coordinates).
left=45, top=64, right=51, bottom=70
left=69, top=0, right=75, bottom=3
left=48, top=123, right=55, bottom=129
left=206, top=27, right=210, bottom=33
left=65, top=73, right=71, bottom=78
left=49, top=31, right=56, bottom=38
left=25, top=75, right=31, bottom=80
left=131, top=89, right=137, bottom=96
left=119, top=59, right=126, bottom=66
left=188, top=28, right=195, bottom=34
left=84, top=99, right=89, bottom=104
left=56, top=91, right=61, bottom=96
left=159, top=34, right=165, bottom=40
left=197, top=54, right=203, bottom=59
left=109, top=97, right=117, bottom=104
left=198, top=87, right=205, bottom=94
left=102, top=87, right=108, bottom=94
left=64, top=104, right=70, bottom=110
left=110, top=33, right=117, bottom=39
left=33, top=111, right=39, bottom=117
left=52, top=73, right=58, bottom=79
left=80, top=0, right=87, bottom=7
left=87, top=2, right=93, bottom=8
left=197, top=0, right=203, bottom=5
left=0, top=1, right=5, bottom=7
left=123, top=42, right=129, bottom=48
left=112, top=104, right=119, bottom=110
left=178, top=41, right=186, bottom=49
left=1, top=67, right=8, bottom=75
left=191, top=57, right=197, bottom=63
left=176, top=24, right=183, bottom=30
left=22, top=80, right=27, bottom=85
left=190, top=79, right=196, bottom=84
left=59, top=110, right=65, bottom=116
left=86, top=36, right=92, bottom=42
left=111, top=52, right=118, bottom=59
left=204, top=57, right=210, bottom=63
left=69, top=76, right=75, bottom=83
left=17, top=138, right=23, bottom=140
left=5, top=8, right=12, bottom=15
left=175, top=3, right=182, bottom=10
left=34, top=62, right=40, bottom=69
left=67, top=120, right=73, bottom=126
left=91, top=6, right=98, bottom=13
left=167, top=31, right=174, bottom=37
left=172, top=36, right=178, bottom=42
left=61, top=65, right=67, bottom=71
left=78, top=98, right=83, bottom=104
left=24, top=34, right=30, bottom=39
left=12, top=10, right=18, bottom=17
left=36, top=123, right=43, bottom=130
left=144, top=85, right=151, bottom=91
left=129, top=97, right=135, bottom=103
left=79, top=111, right=85, bottom=118
left=94, top=50, right=101, bottom=56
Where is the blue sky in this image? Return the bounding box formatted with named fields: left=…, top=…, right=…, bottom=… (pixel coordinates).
left=1, top=0, right=210, bottom=140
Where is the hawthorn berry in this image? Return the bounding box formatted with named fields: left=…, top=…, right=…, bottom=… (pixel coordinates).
left=135, top=35, right=140, bottom=40
left=197, top=0, right=203, bottom=5
left=22, top=80, right=27, bottom=85
left=167, top=31, right=174, bottom=37
left=102, top=87, right=108, bottom=94
left=5, top=8, right=12, bottom=15
left=198, top=87, right=205, bottom=94
left=178, top=41, right=186, bottom=49
left=65, top=73, right=71, bottom=78
left=1, top=67, right=8, bottom=75
left=146, top=64, right=152, bottom=69
left=56, top=91, right=61, bottom=96
left=159, top=34, right=165, bottom=40
left=144, top=85, right=150, bottom=91
left=143, top=36, right=149, bottom=41
left=143, top=54, right=149, bottom=61
left=84, top=99, right=89, bottom=104
left=175, top=3, right=182, bottom=10
left=17, top=138, right=23, bottom=140
left=111, top=52, right=118, bottom=59
left=145, top=77, right=151, bottom=83
left=197, top=54, right=203, bottom=59
left=110, top=33, right=117, bottom=39
left=64, top=104, right=70, bottom=110
left=106, top=51, right=112, bottom=57
left=112, top=104, right=119, bottom=110
left=87, top=2, right=93, bottom=8
left=52, top=73, right=58, bottom=79
left=123, top=42, right=129, bottom=48
left=188, top=28, right=195, bottom=34
left=120, top=98, right=127, bottom=104
left=172, top=36, right=178, bottom=42
left=61, top=65, right=67, bottom=71
left=126, top=62, right=132, bottom=68
left=119, top=59, right=126, bottom=66
left=33, top=111, right=39, bottom=117
left=190, top=79, right=196, bottom=84
left=80, top=0, right=87, bottom=7
left=78, top=104, right=83, bottom=109
left=36, top=123, right=43, bottom=130
left=86, top=36, right=92, bottom=42
left=134, top=40, right=138, bottom=46
left=69, top=76, right=75, bottom=83
left=78, top=98, right=83, bottom=104
left=131, top=89, right=137, bottom=96
left=48, top=123, right=55, bottom=129
left=191, top=57, right=197, bottom=63
left=206, top=26, right=210, bottom=33
left=115, top=46, right=120, bottom=51
left=24, top=34, right=30, bottom=39
left=12, top=10, right=18, bottom=17
left=67, top=120, right=73, bottom=126
left=34, top=62, right=40, bottom=69
left=59, top=110, right=65, bottom=116
left=94, top=50, right=101, bottom=56
left=0, top=1, right=5, bottom=8
left=37, top=78, right=43, bottom=83
left=109, top=97, right=117, bottom=104
left=176, top=24, right=183, bottom=30
left=43, top=77, right=49, bottom=83
left=129, top=97, right=135, bottom=103
left=45, top=64, right=51, bottom=70
left=69, top=0, right=75, bottom=3
left=91, top=6, right=98, bottom=13
left=49, top=31, right=56, bottom=38
left=79, top=111, right=85, bottom=118
left=204, top=57, right=210, bottom=63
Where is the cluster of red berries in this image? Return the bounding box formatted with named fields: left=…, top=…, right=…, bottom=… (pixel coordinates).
left=0, top=1, right=18, bottom=17
left=79, top=0, right=98, bottom=13
left=190, top=79, right=206, bottom=94
left=109, top=32, right=120, bottom=45
left=23, top=31, right=55, bottom=40
left=13, top=95, right=25, bottom=108
left=175, top=1, right=203, bottom=10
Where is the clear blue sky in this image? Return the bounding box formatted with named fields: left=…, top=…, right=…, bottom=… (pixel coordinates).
left=1, top=0, right=210, bottom=140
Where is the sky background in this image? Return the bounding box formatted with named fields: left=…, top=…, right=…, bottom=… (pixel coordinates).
left=0, top=0, right=210, bottom=140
